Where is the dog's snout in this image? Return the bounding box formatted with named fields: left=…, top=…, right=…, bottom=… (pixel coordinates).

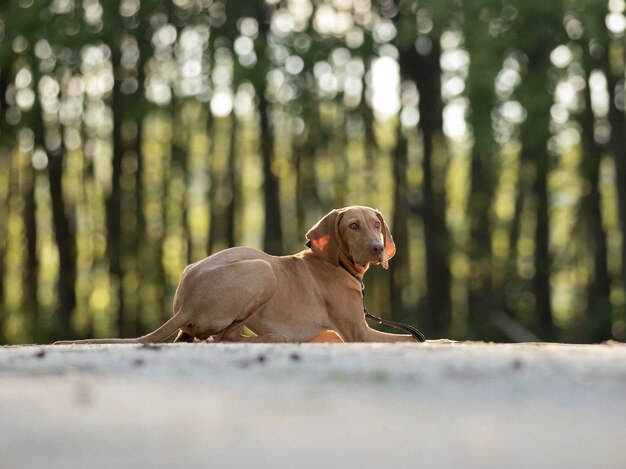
left=371, top=243, right=384, bottom=255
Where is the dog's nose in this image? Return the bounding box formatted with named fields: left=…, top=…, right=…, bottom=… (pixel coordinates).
left=371, top=243, right=384, bottom=255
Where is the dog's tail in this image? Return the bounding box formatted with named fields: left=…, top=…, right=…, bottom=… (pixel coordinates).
left=54, top=309, right=191, bottom=345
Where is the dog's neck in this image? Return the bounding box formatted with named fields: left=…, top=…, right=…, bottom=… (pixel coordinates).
left=338, top=252, right=368, bottom=284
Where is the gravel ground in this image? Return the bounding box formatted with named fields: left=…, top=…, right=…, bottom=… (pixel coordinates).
left=1, top=341, right=625, bottom=469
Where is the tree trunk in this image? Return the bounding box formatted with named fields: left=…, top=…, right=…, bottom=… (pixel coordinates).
left=607, top=67, right=626, bottom=294
left=207, top=115, right=233, bottom=252
left=518, top=56, right=555, bottom=340
left=466, top=147, right=495, bottom=338
left=109, top=49, right=125, bottom=337
left=258, top=77, right=283, bottom=255
left=358, top=92, right=377, bottom=211
left=533, top=163, right=553, bottom=338
left=47, top=136, right=77, bottom=339
left=397, top=29, right=451, bottom=336
left=294, top=105, right=320, bottom=236
left=390, top=128, right=411, bottom=322
left=465, top=56, right=498, bottom=339
left=29, top=91, right=77, bottom=339
left=255, top=3, right=283, bottom=255
left=0, top=67, right=11, bottom=342
left=226, top=116, right=237, bottom=247
left=24, top=164, right=39, bottom=341
left=132, top=112, right=145, bottom=336
left=580, top=77, right=612, bottom=342
left=413, top=41, right=451, bottom=337
left=331, top=110, right=347, bottom=208
left=133, top=33, right=147, bottom=337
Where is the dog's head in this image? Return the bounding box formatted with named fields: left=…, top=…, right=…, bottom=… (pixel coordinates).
left=305, top=206, right=396, bottom=271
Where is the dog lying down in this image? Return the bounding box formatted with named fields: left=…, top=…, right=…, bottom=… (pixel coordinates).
left=56, top=206, right=425, bottom=345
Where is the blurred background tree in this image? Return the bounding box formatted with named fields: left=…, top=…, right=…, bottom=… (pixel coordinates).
left=0, top=0, right=625, bottom=344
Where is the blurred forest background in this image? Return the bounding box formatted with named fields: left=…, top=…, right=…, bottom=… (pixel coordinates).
left=0, top=0, right=625, bottom=345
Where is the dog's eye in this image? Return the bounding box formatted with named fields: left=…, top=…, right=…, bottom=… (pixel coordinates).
left=349, top=223, right=358, bottom=230
left=374, top=221, right=381, bottom=229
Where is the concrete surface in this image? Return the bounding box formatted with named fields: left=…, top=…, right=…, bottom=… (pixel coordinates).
left=1, top=342, right=626, bottom=469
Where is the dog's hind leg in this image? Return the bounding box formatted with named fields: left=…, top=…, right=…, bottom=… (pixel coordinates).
left=177, top=258, right=280, bottom=342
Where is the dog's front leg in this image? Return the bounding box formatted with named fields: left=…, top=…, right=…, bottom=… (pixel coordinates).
left=334, top=312, right=418, bottom=343
left=355, top=325, right=417, bottom=343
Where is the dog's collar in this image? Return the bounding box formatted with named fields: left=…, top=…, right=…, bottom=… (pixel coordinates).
left=339, top=260, right=364, bottom=286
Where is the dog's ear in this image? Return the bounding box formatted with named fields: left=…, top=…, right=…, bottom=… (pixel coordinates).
left=305, top=209, right=342, bottom=265
left=376, top=210, right=396, bottom=269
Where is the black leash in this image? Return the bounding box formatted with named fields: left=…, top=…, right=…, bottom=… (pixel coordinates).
left=364, top=308, right=426, bottom=342
left=359, top=279, right=426, bottom=343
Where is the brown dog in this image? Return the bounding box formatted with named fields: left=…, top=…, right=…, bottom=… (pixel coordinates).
left=56, top=206, right=417, bottom=344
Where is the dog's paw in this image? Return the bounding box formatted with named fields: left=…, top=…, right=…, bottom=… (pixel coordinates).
left=309, top=330, right=344, bottom=343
